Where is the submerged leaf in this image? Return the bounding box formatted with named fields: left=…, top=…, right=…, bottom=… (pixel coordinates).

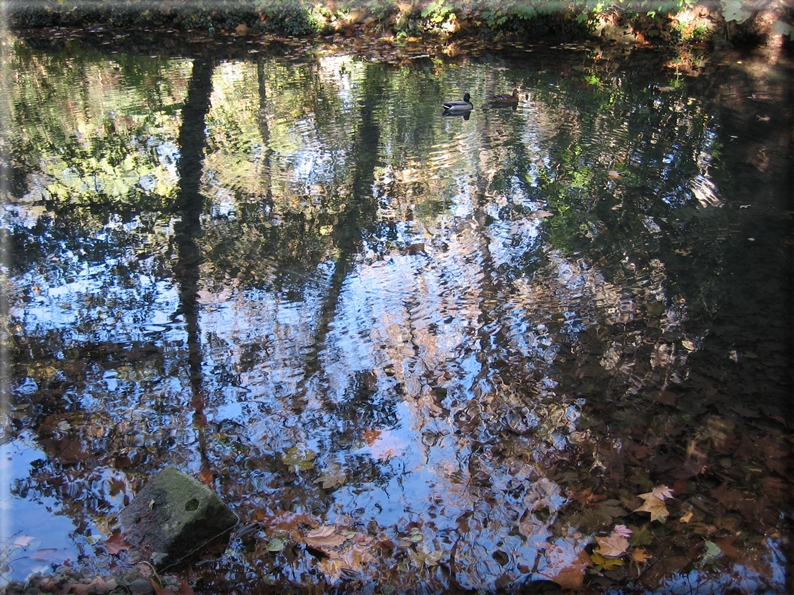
left=266, top=538, right=286, bottom=552
left=30, top=548, right=62, bottom=562
left=703, top=540, right=721, bottom=558
left=102, top=533, right=132, bottom=555
left=281, top=445, right=316, bottom=471
left=571, top=487, right=605, bottom=506
left=651, top=485, right=674, bottom=501
left=408, top=547, right=443, bottom=568
left=317, top=558, right=346, bottom=583
left=590, top=550, right=625, bottom=570
left=628, top=524, right=654, bottom=547
left=12, top=535, right=35, bottom=549
left=316, top=461, right=347, bottom=489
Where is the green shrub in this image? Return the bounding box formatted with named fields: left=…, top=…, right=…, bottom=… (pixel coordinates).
left=257, top=0, right=319, bottom=35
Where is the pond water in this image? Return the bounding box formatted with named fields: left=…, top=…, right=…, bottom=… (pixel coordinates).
left=2, top=31, right=792, bottom=594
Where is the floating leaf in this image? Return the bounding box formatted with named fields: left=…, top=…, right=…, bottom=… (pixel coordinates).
left=613, top=525, right=633, bottom=538
left=305, top=525, right=347, bottom=548
left=651, top=485, right=674, bottom=501
left=635, top=493, right=669, bottom=522
left=607, top=170, right=622, bottom=179
left=595, top=533, right=629, bottom=558
left=198, top=469, right=215, bottom=486
left=12, top=535, right=35, bottom=549
left=264, top=511, right=319, bottom=537
left=590, top=550, right=625, bottom=571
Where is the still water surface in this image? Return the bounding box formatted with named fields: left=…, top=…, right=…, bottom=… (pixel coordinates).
left=2, top=34, right=791, bottom=593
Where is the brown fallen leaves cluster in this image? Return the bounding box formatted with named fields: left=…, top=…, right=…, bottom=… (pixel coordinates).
left=304, top=525, right=376, bottom=583
left=586, top=485, right=674, bottom=577
left=590, top=524, right=652, bottom=574
left=544, top=485, right=676, bottom=589
left=254, top=512, right=377, bottom=584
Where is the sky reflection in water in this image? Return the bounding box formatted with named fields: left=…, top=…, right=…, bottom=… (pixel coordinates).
left=3, top=38, right=791, bottom=593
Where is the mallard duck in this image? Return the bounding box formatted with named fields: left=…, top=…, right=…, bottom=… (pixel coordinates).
left=490, top=89, right=519, bottom=107
left=442, top=92, right=473, bottom=114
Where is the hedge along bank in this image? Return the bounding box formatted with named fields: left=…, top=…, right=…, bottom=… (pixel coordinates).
left=5, top=0, right=794, bottom=48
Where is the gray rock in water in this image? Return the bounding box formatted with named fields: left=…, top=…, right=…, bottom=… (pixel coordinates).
left=120, top=466, right=237, bottom=568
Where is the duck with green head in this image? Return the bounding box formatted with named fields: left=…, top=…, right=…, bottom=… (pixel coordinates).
left=442, top=92, right=473, bottom=114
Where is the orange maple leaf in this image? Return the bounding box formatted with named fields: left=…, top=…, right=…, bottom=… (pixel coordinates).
left=630, top=547, right=653, bottom=564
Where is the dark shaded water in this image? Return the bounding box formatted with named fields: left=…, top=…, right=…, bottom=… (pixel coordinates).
left=2, top=30, right=792, bottom=593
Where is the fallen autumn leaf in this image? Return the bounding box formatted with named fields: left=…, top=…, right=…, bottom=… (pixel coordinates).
left=595, top=533, right=630, bottom=558
left=305, top=525, right=347, bottom=548
left=634, top=493, right=669, bottom=522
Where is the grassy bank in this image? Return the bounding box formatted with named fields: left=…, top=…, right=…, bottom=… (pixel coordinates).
left=4, top=0, right=793, bottom=48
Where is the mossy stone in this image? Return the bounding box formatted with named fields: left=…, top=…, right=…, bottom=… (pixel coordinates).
left=119, top=466, right=237, bottom=568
